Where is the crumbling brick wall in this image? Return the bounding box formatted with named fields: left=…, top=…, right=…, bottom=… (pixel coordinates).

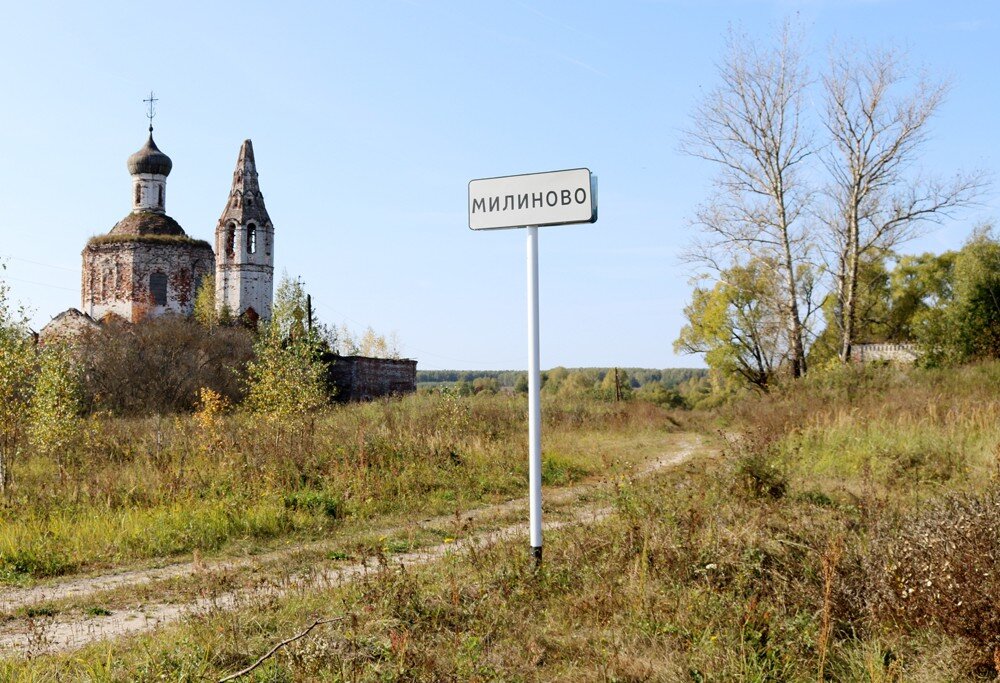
left=326, top=355, right=417, bottom=402
left=82, top=238, right=214, bottom=322
left=852, top=343, right=920, bottom=364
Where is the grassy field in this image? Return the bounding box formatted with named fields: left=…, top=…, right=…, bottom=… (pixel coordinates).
left=3, top=364, right=1000, bottom=680
left=0, top=394, right=675, bottom=586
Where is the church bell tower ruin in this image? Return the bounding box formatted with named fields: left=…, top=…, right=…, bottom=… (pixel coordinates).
left=215, top=140, right=275, bottom=322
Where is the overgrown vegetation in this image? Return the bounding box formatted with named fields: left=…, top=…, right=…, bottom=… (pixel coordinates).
left=85, top=233, right=212, bottom=249
left=0, top=393, right=674, bottom=585
left=75, top=316, right=254, bottom=414
left=6, top=363, right=1000, bottom=680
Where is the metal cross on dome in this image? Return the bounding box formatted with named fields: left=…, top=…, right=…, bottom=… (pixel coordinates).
left=143, top=91, right=158, bottom=132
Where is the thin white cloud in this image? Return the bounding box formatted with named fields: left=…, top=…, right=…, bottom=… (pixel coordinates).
left=946, top=20, right=988, bottom=32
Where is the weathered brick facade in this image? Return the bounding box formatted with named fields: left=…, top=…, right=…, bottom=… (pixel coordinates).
left=327, top=356, right=417, bottom=402
left=81, top=131, right=215, bottom=322
left=82, top=237, right=214, bottom=321
left=852, top=343, right=920, bottom=364
left=215, top=141, right=275, bottom=321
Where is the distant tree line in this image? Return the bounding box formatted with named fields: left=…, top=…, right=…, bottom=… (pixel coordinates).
left=418, top=367, right=704, bottom=388
left=417, top=367, right=707, bottom=408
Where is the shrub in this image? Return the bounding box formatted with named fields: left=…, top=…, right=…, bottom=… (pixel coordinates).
left=867, top=488, right=1000, bottom=672
left=283, top=490, right=343, bottom=519
left=77, top=317, right=253, bottom=415
left=27, top=343, right=82, bottom=471
left=727, top=430, right=787, bottom=500
left=735, top=450, right=787, bottom=499
left=0, top=278, right=34, bottom=495
left=243, top=326, right=329, bottom=419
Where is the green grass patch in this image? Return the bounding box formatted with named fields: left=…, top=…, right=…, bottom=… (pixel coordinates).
left=0, top=394, right=680, bottom=583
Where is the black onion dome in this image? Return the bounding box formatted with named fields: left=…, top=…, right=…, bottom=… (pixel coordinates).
left=127, top=133, right=173, bottom=176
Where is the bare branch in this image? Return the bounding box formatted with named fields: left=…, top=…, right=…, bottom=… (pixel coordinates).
left=218, top=617, right=345, bottom=682
left=820, top=43, right=989, bottom=361
left=680, top=20, right=813, bottom=377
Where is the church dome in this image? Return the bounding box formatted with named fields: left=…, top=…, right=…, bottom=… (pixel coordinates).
left=127, top=133, right=172, bottom=176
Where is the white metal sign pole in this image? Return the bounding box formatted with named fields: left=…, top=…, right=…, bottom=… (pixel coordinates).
left=527, top=225, right=543, bottom=565
left=469, top=167, right=596, bottom=566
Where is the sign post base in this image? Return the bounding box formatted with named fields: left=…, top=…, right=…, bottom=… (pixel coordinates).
left=531, top=546, right=542, bottom=567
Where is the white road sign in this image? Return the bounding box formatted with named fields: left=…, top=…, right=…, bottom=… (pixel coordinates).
left=468, top=168, right=597, bottom=230
left=468, top=165, right=599, bottom=565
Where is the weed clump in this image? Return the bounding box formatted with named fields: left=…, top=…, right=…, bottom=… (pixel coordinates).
left=283, top=491, right=343, bottom=519
left=728, top=431, right=788, bottom=500
left=868, top=488, right=1000, bottom=672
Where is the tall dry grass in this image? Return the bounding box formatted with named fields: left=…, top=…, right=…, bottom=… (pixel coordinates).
left=0, top=393, right=676, bottom=583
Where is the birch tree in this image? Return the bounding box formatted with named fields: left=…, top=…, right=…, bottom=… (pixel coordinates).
left=682, top=22, right=813, bottom=377
left=821, top=47, right=987, bottom=361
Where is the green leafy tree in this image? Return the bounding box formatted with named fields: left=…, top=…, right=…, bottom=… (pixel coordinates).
left=193, top=274, right=218, bottom=328
left=513, top=373, right=528, bottom=393
left=599, top=368, right=633, bottom=401
left=556, top=369, right=599, bottom=398
left=635, top=383, right=684, bottom=408
left=540, top=366, right=570, bottom=395
left=0, top=271, right=34, bottom=494
left=811, top=250, right=956, bottom=365
left=472, top=376, right=498, bottom=395
left=885, top=251, right=955, bottom=341
left=243, top=326, right=329, bottom=419
left=675, top=260, right=786, bottom=391
left=920, top=227, right=1000, bottom=364
left=244, top=277, right=330, bottom=418
left=810, top=254, right=893, bottom=365
left=271, top=273, right=311, bottom=340
left=27, top=343, right=82, bottom=475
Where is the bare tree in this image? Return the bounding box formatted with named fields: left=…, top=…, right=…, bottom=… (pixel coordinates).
left=682, top=22, right=813, bottom=377
left=821, top=47, right=988, bottom=362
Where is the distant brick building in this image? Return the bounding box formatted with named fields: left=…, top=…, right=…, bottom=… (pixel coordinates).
left=327, top=355, right=417, bottom=402
left=852, top=343, right=920, bottom=364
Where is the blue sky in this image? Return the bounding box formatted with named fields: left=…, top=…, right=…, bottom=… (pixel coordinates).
left=0, top=1, right=997, bottom=370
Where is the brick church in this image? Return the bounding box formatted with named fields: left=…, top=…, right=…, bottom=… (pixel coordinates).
left=38, top=107, right=418, bottom=402
left=41, top=121, right=275, bottom=339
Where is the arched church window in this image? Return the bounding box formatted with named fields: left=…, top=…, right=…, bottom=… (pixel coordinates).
left=226, top=224, right=236, bottom=259
left=134, top=183, right=141, bottom=205
left=158, top=185, right=164, bottom=207
left=247, top=224, right=257, bottom=254
left=150, top=273, right=168, bottom=306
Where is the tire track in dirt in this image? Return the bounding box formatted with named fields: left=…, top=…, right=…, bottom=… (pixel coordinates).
left=0, top=435, right=704, bottom=657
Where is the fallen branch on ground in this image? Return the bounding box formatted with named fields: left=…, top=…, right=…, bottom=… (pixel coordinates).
left=218, top=616, right=345, bottom=682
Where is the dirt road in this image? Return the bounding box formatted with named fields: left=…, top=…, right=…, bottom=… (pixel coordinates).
left=0, top=434, right=705, bottom=658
